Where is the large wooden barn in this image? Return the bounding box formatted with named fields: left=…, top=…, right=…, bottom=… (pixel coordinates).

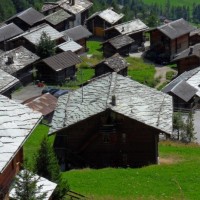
left=148, top=18, right=195, bottom=62
left=50, top=73, right=172, bottom=169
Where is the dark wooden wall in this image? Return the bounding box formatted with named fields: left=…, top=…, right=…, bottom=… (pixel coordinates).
left=54, top=110, right=159, bottom=169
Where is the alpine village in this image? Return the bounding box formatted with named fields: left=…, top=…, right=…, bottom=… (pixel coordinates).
left=0, top=0, right=200, bottom=199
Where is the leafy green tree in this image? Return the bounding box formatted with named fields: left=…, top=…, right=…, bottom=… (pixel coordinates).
left=36, top=31, right=56, bottom=59
left=34, top=136, right=69, bottom=200
left=11, top=170, right=47, bottom=200
left=173, top=111, right=184, bottom=140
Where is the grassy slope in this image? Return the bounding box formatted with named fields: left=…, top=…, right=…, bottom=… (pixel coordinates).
left=62, top=142, right=200, bottom=200
left=143, top=0, right=196, bottom=7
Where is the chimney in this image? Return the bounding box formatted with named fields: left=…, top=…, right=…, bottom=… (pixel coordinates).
left=71, top=0, right=75, bottom=5
left=189, top=47, right=193, bottom=55
left=122, top=26, right=124, bottom=32
left=6, top=56, right=14, bottom=65
left=111, top=95, right=116, bottom=106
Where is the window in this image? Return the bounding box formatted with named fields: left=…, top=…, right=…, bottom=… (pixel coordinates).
left=103, top=134, right=110, bottom=143
left=122, top=133, right=126, bottom=143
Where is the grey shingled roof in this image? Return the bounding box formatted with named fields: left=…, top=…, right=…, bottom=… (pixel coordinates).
left=42, top=0, right=93, bottom=14
left=0, top=95, right=42, bottom=173
left=105, top=35, right=134, bottom=49
left=94, top=53, right=128, bottom=72
left=106, top=19, right=149, bottom=35
left=42, top=50, right=81, bottom=71
left=190, top=28, right=200, bottom=36
left=9, top=23, right=64, bottom=46
left=173, top=43, right=200, bottom=61
left=10, top=170, right=57, bottom=200
left=62, top=25, right=92, bottom=41
left=0, top=23, right=23, bottom=43
left=0, top=46, right=39, bottom=75
left=0, top=69, right=20, bottom=94
left=157, top=18, right=195, bottom=39
left=57, top=39, right=83, bottom=52
left=7, top=7, right=44, bottom=26
left=87, top=8, right=124, bottom=24
left=170, top=80, right=197, bottom=102
left=44, top=9, right=72, bottom=25
left=50, top=73, right=172, bottom=135
left=162, top=67, right=200, bottom=99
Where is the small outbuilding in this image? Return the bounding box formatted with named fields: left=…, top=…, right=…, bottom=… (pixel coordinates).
left=105, top=19, right=149, bottom=46
left=87, top=8, right=124, bottom=37
left=36, top=51, right=81, bottom=84
left=50, top=73, right=172, bottom=169
left=93, top=53, right=128, bottom=77
left=103, top=35, right=134, bottom=57
left=172, top=44, right=200, bottom=74
left=6, top=7, right=44, bottom=31
left=189, top=28, right=200, bottom=46
left=61, top=25, right=92, bottom=53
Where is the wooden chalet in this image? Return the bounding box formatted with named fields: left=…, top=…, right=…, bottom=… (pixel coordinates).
left=93, top=53, right=128, bottom=77
left=36, top=51, right=81, bottom=84
left=189, top=28, right=200, bottom=46
left=0, top=46, right=39, bottom=85
left=162, top=67, right=200, bottom=109
left=0, top=95, right=42, bottom=199
left=87, top=8, right=124, bottom=37
left=0, top=69, right=20, bottom=98
left=148, top=18, right=195, bottom=62
left=0, top=23, right=23, bottom=51
left=41, top=9, right=73, bottom=31
left=42, top=0, right=93, bottom=27
left=105, top=19, right=149, bottom=46
left=7, top=23, right=65, bottom=53
left=23, top=93, right=58, bottom=123
left=61, top=25, right=92, bottom=53
left=103, top=35, right=134, bottom=57
left=172, top=44, right=200, bottom=74
left=49, top=73, right=172, bottom=169
left=6, top=7, right=44, bottom=31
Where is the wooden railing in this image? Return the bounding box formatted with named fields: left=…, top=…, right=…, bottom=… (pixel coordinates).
left=66, top=190, right=88, bottom=200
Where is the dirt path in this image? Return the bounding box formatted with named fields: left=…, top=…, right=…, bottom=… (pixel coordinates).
left=154, top=66, right=177, bottom=89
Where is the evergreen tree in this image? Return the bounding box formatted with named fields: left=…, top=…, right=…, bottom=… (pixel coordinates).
left=34, top=136, right=69, bottom=200
left=173, top=111, right=184, bottom=140
left=12, top=170, right=47, bottom=200
left=36, top=31, right=56, bottom=59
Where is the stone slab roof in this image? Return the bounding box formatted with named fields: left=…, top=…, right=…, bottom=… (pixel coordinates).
left=94, top=53, right=128, bottom=72
left=156, top=18, right=195, bottom=40
left=57, top=39, right=83, bottom=52
left=44, top=9, right=72, bottom=26
left=9, top=23, right=63, bottom=46
left=0, top=69, right=20, bottom=94
left=41, top=50, right=81, bottom=71
left=7, top=7, right=44, bottom=26
left=105, top=35, right=134, bottom=49
left=0, top=95, right=42, bottom=173
left=106, top=19, right=149, bottom=35
left=23, top=93, right=57, bottom=116
left=10, top=170, right=57, bottom=200
left=50, top=73, right=172, bottom=135
left=87, top=8, right=124, bottom=25
left=0, top=23, right=23, bottom=43
left=162, top=67, right=200, bottom=99
left=62, top=25, right=92, bottom=41
left=0, top=46, right=39, bottom=75
left=42, top=0, right=93, bottom=15
left=173, top=43, right=200, bottom=61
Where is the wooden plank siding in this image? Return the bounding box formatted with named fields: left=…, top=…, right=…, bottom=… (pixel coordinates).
left=0, top=148, right=23, bottom=199
left=54, top=110, right=159, bottom=169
